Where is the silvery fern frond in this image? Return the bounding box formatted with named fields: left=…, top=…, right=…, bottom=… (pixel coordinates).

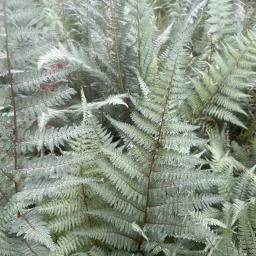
left=180, top=32, right=256, bottom=127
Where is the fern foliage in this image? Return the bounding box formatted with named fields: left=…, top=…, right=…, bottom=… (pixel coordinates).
left=206, top=0, right=245, bottom=44
left=68, top=71, right=223, bottom=255
left=0, top=0, right=80, bottom=253
left=180, top=31, right=256, bottom=127
left=1, top=0, right=256, bottom=255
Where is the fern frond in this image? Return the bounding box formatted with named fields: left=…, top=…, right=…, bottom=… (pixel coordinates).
left=180, top=32, right=256, bottom=127
left=20, top=125, right=91, bottom=152
left=206, top=0, right=245, bottom=43
left=9, top=209, right=55, bottom=251
left=17, top=85, right=76, bottom=118
left=16, top=176, right=96, bottom=203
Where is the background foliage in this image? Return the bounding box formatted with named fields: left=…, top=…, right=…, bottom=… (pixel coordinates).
left=1, top=0, right=256, bottom=255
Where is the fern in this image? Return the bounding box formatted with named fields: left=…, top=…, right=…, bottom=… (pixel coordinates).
left=198, top=128, right=256, bottom=255
left=80, top=109, right=218, bottom=254
left=0, top=0, right=78, bottom=253
left=72, top=66, right=222, bottom=255
left=206, top=0, right=245, bottom=44
left=180, top=31, right=256, bottom=127
left=1, top=0, right=256, bottom=255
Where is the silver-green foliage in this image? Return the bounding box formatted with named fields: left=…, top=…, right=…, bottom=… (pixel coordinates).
left=1, top=0, right=256, bottom=255
left=0, top=0, right=82, bottom=254
left=195, top=128, right=256, bottom=256
left=180, top=31, right=256, bottom=127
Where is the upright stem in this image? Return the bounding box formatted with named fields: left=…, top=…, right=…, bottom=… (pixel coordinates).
left=206, top=32, right=215, bottom=74
left=3, top=1, right=19, bottom=178
left=138, top=49, right=180, bottom=249
left=136, top=0, right=141, bottom=73
left=109, top=0, right=125, bottom=93
left=3, top=1, right=20, bottom=214
left=143, top=57, right=178, bottom=224
left=2, top=4, right=42, bottom=255
left=79, top=170, right=92, bottom=225
left=85, top=3, right=93, bottom=100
